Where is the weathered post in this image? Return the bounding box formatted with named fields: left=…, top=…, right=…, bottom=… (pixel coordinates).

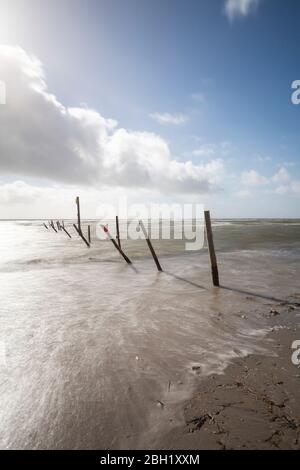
left=43, top=223, right=49, bottom=230
left=73, top=224, right=90, bottom=248
left=204, top=210, right=219, bottom=287
left=62, top=225, right=72, bottom=239
left=88, top=225, right=91, bottom=244
left=101, top=225, right=132, bottom=264
left=50, top=220, right=57, bottom=233
left=56, top=221, right=61, bottom=231
left=116, top=216, right=121, bottom=249
left=139, top=220, right=162, bottom=272
left=76, top=196, right=81, bottom=233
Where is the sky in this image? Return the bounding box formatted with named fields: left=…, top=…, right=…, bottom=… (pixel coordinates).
left=0, top=0, right=299, bottom=218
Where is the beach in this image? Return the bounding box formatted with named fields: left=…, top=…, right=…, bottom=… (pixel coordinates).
left=0, top=219, right=299, bottom=449
left=162, top=313, right=300, bottom=450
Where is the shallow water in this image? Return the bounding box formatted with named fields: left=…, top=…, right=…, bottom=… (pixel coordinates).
left=0, top=219, right=299, bottom=449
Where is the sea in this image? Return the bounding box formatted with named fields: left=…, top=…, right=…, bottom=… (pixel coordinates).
left=0, top=219, right=299, bottom=449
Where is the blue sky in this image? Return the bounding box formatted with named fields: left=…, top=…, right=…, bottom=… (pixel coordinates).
left=0, top=0, right=299, bottom=218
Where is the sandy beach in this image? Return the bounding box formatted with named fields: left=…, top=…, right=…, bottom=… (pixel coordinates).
left=162, top=308, right=300, bottom=450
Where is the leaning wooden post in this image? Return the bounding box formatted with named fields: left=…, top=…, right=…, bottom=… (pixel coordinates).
left=139, top=220, right=162, bottom=272
left=43, top=223, right=49, bottom=230
left=101, top=225, right=132, bottom=264
left=88, top=225, right=91, bottom=244
left=62, top=225, right=72, bottom=239
left=73, top=224, right=90, bottom=248
left=76, top=196, right=81, bottom=234
left=116, top=216, right=121, bottom=249
left=204, top=210, right=219, bottom=287
left=50, top=220, right=57, bottom=233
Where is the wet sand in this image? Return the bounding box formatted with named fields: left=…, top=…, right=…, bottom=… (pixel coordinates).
left=161, top=303, right=300, bottom=450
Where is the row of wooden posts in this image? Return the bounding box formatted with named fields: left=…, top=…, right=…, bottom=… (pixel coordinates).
left=43, top=197, right=219, bottom=287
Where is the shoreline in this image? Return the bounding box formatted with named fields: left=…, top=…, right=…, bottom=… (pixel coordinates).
left=1, top=221, right=300, bottom=449
left=161, top=310, right=300, bottom=450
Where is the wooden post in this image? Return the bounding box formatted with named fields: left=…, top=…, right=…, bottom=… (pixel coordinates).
left=116, top=216, right=121, bottom=249
left=73, top=224, right=90, bottom=248
left=204, top=210, right=219, bottom=287
left=62, top=225, right=72, bottom=239
left=43, top=223, right=48, bottom=230
left=62, top=220, right=65, bottom=228
left=76, top=196, right=81, bottom=233
left=101, top=225, right=132, bottom=264
left=88, top=225, right=91, bottom=244
left=139, top=220, right=162, bottom=272
left=50, top=220, right=57, bottom=233
left=56, top=221, right=61, bottom=231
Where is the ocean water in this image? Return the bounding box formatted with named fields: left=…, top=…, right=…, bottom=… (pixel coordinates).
left=0, top=219, right=299, bottom=449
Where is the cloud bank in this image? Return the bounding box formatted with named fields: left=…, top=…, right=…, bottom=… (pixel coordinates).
left=0, top=45, right=223, bottom=195
left=241, top=167, right=300, bottom=194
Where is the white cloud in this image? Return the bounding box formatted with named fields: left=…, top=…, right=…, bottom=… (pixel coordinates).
left=0, top=45, right=223, bottom=195
left=0, top=180, right=40, bottom=204
left=242, top=170, right=268, bottom=186
left=0, top=180, right=131, bottom=218
left=273, top=185, right=289, bottom=195
left=149, top=112, right=189, bottom=125
left=271, top=167, right=300, bottom=194
left=240, top=166, right=300, bottom=195
left=225, top=0, right=261, bottom=21
left=0, top=178, right=226, bottom=219
left=272, top=167, right=291, bottom=184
